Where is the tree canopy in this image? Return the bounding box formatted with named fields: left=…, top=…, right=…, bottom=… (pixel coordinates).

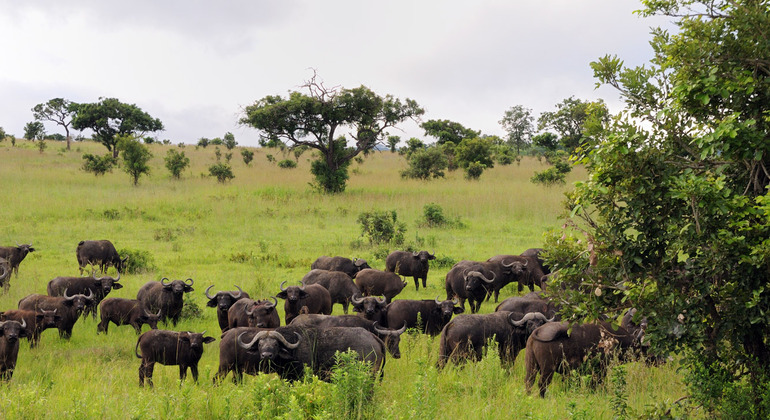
left=547, top=0, right=770, bottom=415
left=537, top=96, right=608, bottom=153
left=420, top=119, right=479, bottom=145
left=499, top=105, right=534, bottom=153
left=32, top=98, right=78, bottom=150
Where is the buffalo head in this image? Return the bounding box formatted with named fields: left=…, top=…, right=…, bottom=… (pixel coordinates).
left=63, top=288, right=95, bottom=312
left=509, top=312, right=553, bottom=334
left=179, top=331, right=215, bottom=354
left=36, top=309, right=62, bottom=329
left=463, top=270, right=495, bottom=292
left=0, top=319, right=27, bottom=343
left=351, top=295, right=387, bottom=319
left=237, top=330, right=300, bottom=362
left=277, top=281, right=308, bottom=304
left=205, top=285, right=245, bottom=311
left=373, top=321, right=407, bottom=358
left=139, top=308, right=163, bottom=330
left=93, top=271, right=122, bottom=295
left=435, top=296, right=464, bottom=320
left=246, top=297, right=278, bottom=328
left=161, top=278, right=194, bottom=295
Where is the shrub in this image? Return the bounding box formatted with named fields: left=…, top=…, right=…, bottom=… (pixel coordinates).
left=209, top=162, right=235, bottom=183
left=118, top=137, right=153, bottom=186
left=180, top=295, right=204, bottom=320
left=82, top=153, right=117, bottom=176
left=531, top=167, right=567, bottom=185
left=421, top=203, right=447, bottom=227
left=330, top=351, right=375, bottom=419
left=164, top=149, right=190, bottom=179
left=400, top=147, right=448, bottom=180
left=357, top=209, right=406, bottom=245
left=241, top=149, right=254, bottom=166
left=278, top=159, right=297, bottom=169
left=37, top=140, right=47, bottom=153
left=117, top=248, right=156, bottom=274
left=464, top=161, right=485, bottom=180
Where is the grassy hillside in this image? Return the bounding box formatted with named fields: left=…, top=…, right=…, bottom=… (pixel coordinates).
left=0, top=139, right=685, bottom=419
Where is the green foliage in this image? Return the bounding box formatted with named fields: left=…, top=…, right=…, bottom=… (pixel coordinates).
left=420, top=119, right=479, bottom=145
left=499, top=104, right=534, bottom=153
left=464, top=161, right=485, bottom=180
left=0, top=126, right=5, bottom=141
left=531, top=167, right=567, bottom=185
left=455, top=137, right=494, bottom=170
left=214, top=147, right=222, bottom=161
left=330, top=351, right=375, bottom=419
left=387, top=135, right=400, bottom=152
left=223, top=132, right=237, bottom=150
left=537, top=96, right=608, bottom=153
left=24, top=121, right=45, bottom=140
left=278, top=159, right=297, bottom=169
left=197, top=137, right=209, bottom=148
left=36, top=140, right=47, bottom=153
left=357, top=209, right=406, bottom=245
left=400, top=146, right=448, bottom=180
left=209, top=162, right=235, bottom=183
left=401, top=137, right=426, bottom=156
left=266, top=154, right=276, bottom=163
left=241, top=148, right=254, bottom=166
left=81, top=153, right=117, bottom=176
left=180, top=295, right=204, bottom=320
left=421, top=203, right=447, bottom=227
left=118, top=136, right=153, bottom=186
left=164, top=149, right=190, bottom=179
left=117, top=248, right=156, bottom=274
left=494, top=145, right=518, bottom=166
left=532, top=132, right=560, bottom=151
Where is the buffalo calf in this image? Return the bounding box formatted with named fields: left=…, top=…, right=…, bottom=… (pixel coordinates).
left=0, top=319, right=27, bottom=380
left=98, top=298, right=162, bottom=334
left=135, top=329, right=215, bottom=387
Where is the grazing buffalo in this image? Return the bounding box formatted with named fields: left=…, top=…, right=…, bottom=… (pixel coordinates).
left=97, top=298, right=162, bottom=334
left=385, top=298, right=464, bottom=336
left=289, top=314, right=407, bottom=358
left=520, top=248, right=550, bottom=275
left=444, top=261, right=497, bottom=313
left=385, top=250, right=436, bottom=291
left=276, top=282, right=332, bottom=325
left=0, top=319, right=27, bottom=380
left=235, top=325, right=386, bottom=381
left=524, top=321, right=645, bottom=397
left=76, top=240, right=127, bottom=275
left=0, top=260, right=9, bottom=294
left=311, top=256, right=370, bottom=279
left=204, top=285, right=250, bottom=331
left=0, top=243, right=35, bottom=278
left=355, top=269, right=407, bottom=303
left=47, top=272, right=123, bottom=319
left=136, top=278, right=194, bottom=326
left=136, top=329, right=215, bottom=387
left=227, top=298, right=280, bottom=330
left=213, top=327, right=271, bottom=383
left=18, top=290, right=93, bottom=339
left=0, top=309, right=60, bottom=348
left=438, top=311, right=551, bottom=368
left=495, top=296, right=559, bottom=319
left=301, top=269, right=360, bottom=314
left=351, top=295, right=389, bottom=326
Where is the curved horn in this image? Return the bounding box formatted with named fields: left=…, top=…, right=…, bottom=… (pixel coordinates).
left=205, top=285, right=216, bottom=300
left=478, top=270, right=496, bottom=284
left=373, top=321, right=407, bottom=336
left=375, top=296, right=387, bottom=304
left=431, top=250, right=436, bottom=257
left=0, top=265, right=7, bottom=280
left=19, top=318, right=26, bottom=329
left=452, top=298, right=458, bottom=305
left=412, top=251, right=419, bottom=257
left=185, top=278, right=194, bottom=286
left=229, top=285, right=244, bottom=299
left=279, top=281, right=288, bottom=292
left=264, top=296, right=277, bottom=309
left=237, top=330, right=269, bottom=349
left=84, top=289, right=94, bottom=300
left=161, top=277, right=171, bottom=286
left=501, top=259, right=515, bottom=268
left=435, top=296, right=443, bottom=305
left=113, top=271, right=120, bottom=282
left=351, top=294, right=364, bottom=305
left=462, top=268, right=470, bottom=280
left=269, top=331, right=301, bottom=349
left=509, top=312, right=547, bottom=327
left=299, top=280, right=305, bottom=290
left=63, top=288, right=75, bottom=301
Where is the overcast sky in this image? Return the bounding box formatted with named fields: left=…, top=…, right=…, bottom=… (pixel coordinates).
left=0, top=1, right=672, bottom=146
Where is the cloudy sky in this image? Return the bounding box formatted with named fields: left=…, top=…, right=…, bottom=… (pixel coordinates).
left=0, top=1, right=672, bottom=146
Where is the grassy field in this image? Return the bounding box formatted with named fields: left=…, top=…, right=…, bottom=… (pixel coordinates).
left=0, top=139, right=686, bottom=419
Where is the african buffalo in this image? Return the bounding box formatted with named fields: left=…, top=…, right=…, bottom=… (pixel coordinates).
left=310, top=256, right=370, bottom=278
left=351, top=295, right=389, bottom=326
left=0, top=309, right=60, bottom=348
left=438, top=311, right=551, bottom=368
left=385, top=250, right=436, bottom=291
left=524, top=320, right=645, bottom=397
left=276, top=282, right=332, bottom=325
left=301, top=269, right=360, bottom=314
left=204, top=285, right=250, bottom=331
left=135, top=329, right=215, bottom=387
left=521, top=248, right=550, bottom=275
left=0, top=319, right=27, bottom=380
left=385, top=297, right=464, bottom=336
left=289, top=313, right=407, bottom=358
left=355, top=269, right=407, bottom=303
left=495, top=296, right=559, bottom=319
left=0, top=243, right=35, bottom=278
left=76, top=240, right=127, bottom=275
left=0, top=261, right=9, bottom=294
left=444, top=261, right=496, bottom=313
left=227, top=298, right=280, bottom=330
left=18, top=290, right=94, bottom=339
left=479, top=256, right=529, bottom=301
left=97, top=298, right=162, bottom=334
left=47, top=272, right=123, bottom=319
left=235, top=325, right=386, bottom=381
left=136, top=278, right=194, bottom=326
left=488, top=254, right=545, bottom=295
left=213, top=327, right=271, bottom=383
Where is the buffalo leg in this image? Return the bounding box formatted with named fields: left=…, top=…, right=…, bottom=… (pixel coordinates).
left=421, top=276, right=427, bottom=289
left=190, top=365, right=199, bottom=382
left=139, top=360, right=155, bottom=387
left=97, top=318, right=109, bottom=334
left=179, top=365, right=188, bottom=382
left=414, top=277, right=419, bottom=291
left=59, top=327, right=72, bottom=340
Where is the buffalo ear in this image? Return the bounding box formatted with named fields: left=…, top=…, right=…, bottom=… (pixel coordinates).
left=28, top=247, right=36, bottom=253
left=203, top=336, right=215, bottom=344
left=55, top=315, right=63, bottom=321
left=276, top=291, right=288, bottom=300
left=112, top=283, right=123, bottom=290
left=453, top=307, right=465, bottom=314
left=36, top=314, right=45, bottom=321
left=352, top=305, right=363, bottom=313
left=19, top=328, right=29, bottom=338
left=184, top=286, right=194, bottom=293
left=206, top=299, right=218, bottom=308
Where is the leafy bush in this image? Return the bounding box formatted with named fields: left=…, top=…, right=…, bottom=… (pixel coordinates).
left=464, top=161, right=485, bottom=180
left=117, top=248, right=156, bottom=274
left=357, top=209, right=406, bottom=245
left=82, top=153, right=117, bottom=176
left=118, top=137, right=153, bottom=186
left=421, top=203, right=448, bottom=227
left=531, top=167, right=567, bottom=185
left=164, top=149, right=190, bottom=179
left=180, top=294, right=203, bottom=320
left=278, top=159, right=297, bottom=169
left=209, top=162, right=235, bottom=183
left=400, top=147, right=448, bottom=180
left=432, top=255, right=457, bottom=269
left=241, top=149, right=254, bottom=166
left=330, top=351, right=375, bottom=419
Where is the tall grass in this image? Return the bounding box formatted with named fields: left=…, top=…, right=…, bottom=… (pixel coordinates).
left=0, top=140, right=684, bottom=418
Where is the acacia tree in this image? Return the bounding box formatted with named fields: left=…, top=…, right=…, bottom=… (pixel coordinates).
left=499, top=105, right=534, bottom=154
left=32, top=98, right=78, bottom=150
left=420, top=119, right=479, bottom=145
left=240, top=73, right=424, bottom=193
left=72, top=98, right=164, bottom=158
left=537, top=97, right=609, bottom=153
left=546, top=0, right=770, bottom=415
left=24, top=121, right=45, bottom=140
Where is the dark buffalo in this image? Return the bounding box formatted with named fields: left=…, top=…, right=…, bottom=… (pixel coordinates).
left=0, top=309, right=60, bottom=348
left=524, top=320, right=645, bottom=397
left=136, top=278, right=194, bottom=326
left=0, top=243, right=35, bottom=278
left=236, top=325, right=385, bottom=381
left=204, top=285, right=250, bottom=331
left=351, top=295, right=389, bottom=326
left=385, top=250, right=436, bottom=291
left=135, top=329, right=215, bottom=387
left=438, top=311, right=551, bottom=368
left=489, top=254, right=545, bottom=295
left=444, top=261, right=496, bottom=313
left=289, top=313, right=407, bottom=358
left=310, top=256, right=370, bottom=279
left=276, top=282, right=332, bottom=325
left=0, top=260, right=10, bottom=294
left=0, top=319, right=27, bottom=380
left=301, top=269, right=360, bottom=314
left=18, top=290, right=94, bottom=339
left=521, top=248, right=550, bottom=275
left=385, top=297, right=464, bottom=336
left=355, top=269, right=407, bottom=303
left=495, top=296, right=559, bottom=319
left=482, top=256, right=530, bottom=302
left=97, top=298, right=162, bottom=334
left=227, top=298, right=280, bottom=330
left=47, top=272, right=123, bottom=319
left=76, top=240, right=127, bottom=275
left=213, top=327, right=272, bottom=383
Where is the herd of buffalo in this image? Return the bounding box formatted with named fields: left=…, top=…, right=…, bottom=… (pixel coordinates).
left=0, top=240, right=650, bottom=396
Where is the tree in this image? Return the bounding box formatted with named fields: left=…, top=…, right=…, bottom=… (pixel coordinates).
left=546, top=1, right=770, bottom=416
left=223, top=132, right=237, bottom=150
left=209, top=162, right=234, bottom=183
left=499, top=105, right=534, bottom=154
left=241, top=148, right=254, bottom=166
left=401, top=137, right=426, bottom=156
left=81, top=154, right=117, bottom=176
left=400, top=146, right=449, bottom=180
left=32, top=98, right=78, bottom=150
left=164, top=149, right=190, bottom=179
left=118, top=136, right=153, bottom=186
left=72, top=98, right=164, bottom=158
left=420, top=119, right=479, bottom=145
left=0, top=127, right=6, bottom=141
left=387, top=135, right=400, bottom=153
left=455, top=137, right=495, bottom=179
left=24, top=121, right=45, bottom=140
left=532, top=132, right=559, bottom=151
left=197, top=137, right=210, bottom=148
left=537, top=97, right=608, bottom=153
left=240, top=72, right=424, bottom=193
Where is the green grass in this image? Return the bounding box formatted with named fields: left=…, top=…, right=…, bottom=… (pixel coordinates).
left=0, top=139, right=686, bottom=419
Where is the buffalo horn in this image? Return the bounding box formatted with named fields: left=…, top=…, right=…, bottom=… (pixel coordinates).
left=63, top=288, right=74, bottom=300
left=279, top=281, right=288, bottom=292
left=373, top=321, right=407, bottom=336
left=161, top=277, right=171, bottom=286
left=264, top=296, right=277, bottom=309
left=509, top=312, right=548, bottom=327
left=237, top=330, right=268, bottom=349
left=375, top=296, right=387, bottom=304
left=477, top=271, right=496, bottom=284
left=299, top=280, right=305, bottom=290
left=230, top=285, right=244, bottom=299
left=185, top=278, right=194, bottom=286
left=113, top=271, right=120, bottom=282
left=19, top=318, right=26, bottom=329
left=351, top=294, right=364, bottom=305
left=204, top=285, right=216, bottom=300
left=269, top=331, right=301, bottom=349
left=435, top=296, right=443, bottom=305
left=0, top=265, right=7, bottom=280
left=84, top=289, right=94, bottom=300
left=430, top=250, right=436, bottom=257
left=412, top=251, right=419, bottom=257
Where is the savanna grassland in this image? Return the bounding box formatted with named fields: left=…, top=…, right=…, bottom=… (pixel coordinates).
left=0, top=139, right=685, bottom=419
